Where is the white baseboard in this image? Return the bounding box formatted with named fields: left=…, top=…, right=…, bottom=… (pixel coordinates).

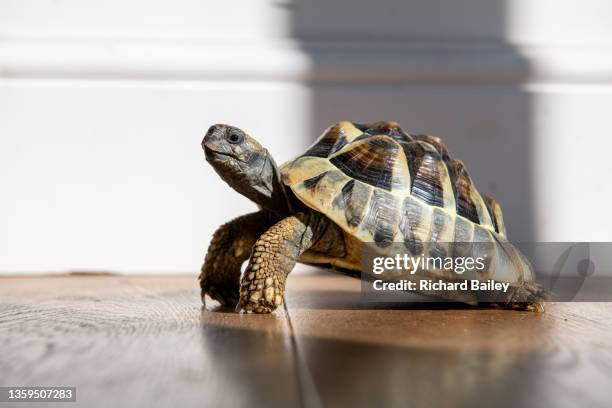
left=2, top=39, right=612, bottom=84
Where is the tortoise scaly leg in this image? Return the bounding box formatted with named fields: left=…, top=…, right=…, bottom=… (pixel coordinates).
left=200, top=211, right=273, bottom=307
left=239, top=213, right=314, bottom=313
left=498, top=282, right=548, bottom=312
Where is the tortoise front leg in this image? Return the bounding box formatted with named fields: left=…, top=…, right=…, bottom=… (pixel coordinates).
left=239, top=213, right=314, bottom=313
left=200, top=211, right=273, bottom=307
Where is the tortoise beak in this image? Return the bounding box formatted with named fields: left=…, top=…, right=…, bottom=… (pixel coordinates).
left=205, top=147, right=238, bottom=163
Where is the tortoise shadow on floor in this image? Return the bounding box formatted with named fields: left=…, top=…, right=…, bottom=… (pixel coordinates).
left=196, top=317, right=563, bottom=408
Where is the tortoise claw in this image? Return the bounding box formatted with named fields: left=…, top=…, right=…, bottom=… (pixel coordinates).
left=201, top=283, right=239, bottom=309
left=526, top=302, right=546, bottom=313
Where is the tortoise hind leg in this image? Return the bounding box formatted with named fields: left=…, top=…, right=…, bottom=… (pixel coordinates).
left=496, top=282, right=548, bottom=312
left=239, top=213, right=314, bottom=313
left=200, top=211, right=273, bottom=307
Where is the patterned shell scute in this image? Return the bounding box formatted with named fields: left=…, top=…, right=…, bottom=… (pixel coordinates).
left=280, top=121, right=506, bottom=248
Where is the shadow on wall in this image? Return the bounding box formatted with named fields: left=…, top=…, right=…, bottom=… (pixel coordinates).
left=288, top=0, right=535, bottom=242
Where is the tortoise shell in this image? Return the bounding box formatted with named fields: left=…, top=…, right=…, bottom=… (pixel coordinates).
left=281, top=121, right=507, bottom=245
left=280, top=121, right=535, bottom=288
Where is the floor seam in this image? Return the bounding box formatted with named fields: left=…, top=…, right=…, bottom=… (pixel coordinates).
left=284, top=299, right=324, bottom=408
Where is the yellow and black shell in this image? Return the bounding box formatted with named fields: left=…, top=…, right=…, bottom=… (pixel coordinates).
left=280, top=121, right=535, bottom=288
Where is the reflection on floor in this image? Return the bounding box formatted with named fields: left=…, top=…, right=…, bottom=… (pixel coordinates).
left=1, top=272, right=610, bottom=408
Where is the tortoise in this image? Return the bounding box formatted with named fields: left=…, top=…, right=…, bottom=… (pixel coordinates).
left=200, top=121, right=546, bottom=313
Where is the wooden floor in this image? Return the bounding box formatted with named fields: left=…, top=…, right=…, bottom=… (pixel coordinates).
left=1, top=273, right=611, bottom=408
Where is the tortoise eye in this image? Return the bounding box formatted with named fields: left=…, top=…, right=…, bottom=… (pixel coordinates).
left=227, top=132, right=243, bottom=144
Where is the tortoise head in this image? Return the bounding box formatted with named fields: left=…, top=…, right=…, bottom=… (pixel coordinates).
left=202, top=124, right=290, bottom=215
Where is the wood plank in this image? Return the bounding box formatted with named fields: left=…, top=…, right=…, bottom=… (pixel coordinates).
left=0, top=275, right=301, bottom=408
left=2, top=274, right=612, bottom=408
left=284, top=274, right=612, bottom=408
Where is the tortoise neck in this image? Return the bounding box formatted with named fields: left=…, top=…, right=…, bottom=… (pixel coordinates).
left=249, top=152, right=293, bottom=217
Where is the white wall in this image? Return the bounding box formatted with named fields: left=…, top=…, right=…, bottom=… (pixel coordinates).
left=1, top=1, right=611, bottom=274
left=0, top=0, right=312, bottom=273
